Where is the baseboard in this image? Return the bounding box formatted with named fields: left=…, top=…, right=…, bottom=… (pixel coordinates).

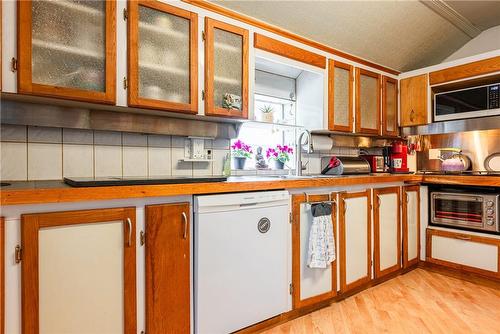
left=419, top=261, right=500, bottom=289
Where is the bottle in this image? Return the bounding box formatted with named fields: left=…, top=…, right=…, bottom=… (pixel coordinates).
left=223, top=153, right=231, bottom=177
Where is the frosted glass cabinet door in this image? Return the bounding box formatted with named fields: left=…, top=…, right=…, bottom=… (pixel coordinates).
left=339, top=190, right=372, bottom=293
left=382, top=76, right=398, bottom=136
left=205, top=18, right=249, bottom=118
left=328, top=59, right=353, bottom=132
left=128, top=1, right=198, bottom=114
left=355, top=68, right=381, bottom=134
left=21, top=207, right=137, bottom=334
left=17, top=0, right=116, bottom=103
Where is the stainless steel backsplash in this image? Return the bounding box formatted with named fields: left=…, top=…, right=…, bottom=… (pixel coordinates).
left=415, top=129, right=500, bottom=171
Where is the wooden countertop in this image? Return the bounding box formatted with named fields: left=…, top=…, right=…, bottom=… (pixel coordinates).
left=1, top=174, right=498, bottom=206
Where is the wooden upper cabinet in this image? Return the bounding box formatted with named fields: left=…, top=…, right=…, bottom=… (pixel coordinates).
left=17, top=0, right=116, bottom=104
left=204, top=18, right=249, bottom=118
left=127, top=1, right=198, bottom=114
left=145, top=203, right=190, bottom=334
left=400, top=74, right=428, bottom=126
left=382, top=76, right=398, bottom=136
left=328, top=59, right=354, bottom=132
left=21, top=207, right=137, bottom=334
left=355, top=68, right=381, bottom=134
left=429, top=56, right=500, bottom=85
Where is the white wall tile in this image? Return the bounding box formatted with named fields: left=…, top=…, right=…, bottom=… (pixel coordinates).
left=0, top=142, right=27, bottom=181
left=63, top=144, right=94, bottom=178
left=193, top=161, right=213, bottom=176
left=171, top=136, right=188, bottom=148
left=148, top=147, right=171, bottom=176
left=94, top=131, right=122, bottom=146
left=171, top=148, right=192, bottom=176
left=306, top=154, right=321, bottom=175
left=148, top=134, right=171, bottom=148
left=212, top=149, right=229, bottom=176
left=28, top=126, right=62, bottom=143
left=63, top=129, right=93, bottom=145
left=1, top=124, right=27, bottom=142
left=28, top=143, right=62, bottom=180
left=213, top=138, right=230, bottom=149
left=95, top=145, right=122, bottom=177
left=123, top=146, right=148, bottom=177
left=123, top=133, right=148, bottom=147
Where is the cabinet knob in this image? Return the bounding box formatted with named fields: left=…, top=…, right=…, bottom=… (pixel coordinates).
left=410, top=109, right=415, bottom=122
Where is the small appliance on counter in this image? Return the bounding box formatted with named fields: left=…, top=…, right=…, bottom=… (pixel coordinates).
left=362, top=155, right=387, bottom=173
left=383, top=141, right=410, bottom=174
left=320, top=156, right=371, bottom=175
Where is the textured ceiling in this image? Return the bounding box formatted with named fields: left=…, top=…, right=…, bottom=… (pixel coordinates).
left=209, top=0, right=493, bottom=72
left=445, top=1, right=500, bottom=30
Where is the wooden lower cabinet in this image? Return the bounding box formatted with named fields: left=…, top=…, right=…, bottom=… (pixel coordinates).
left=21, top=207, right=137, bottom=334
left=145, top=203, right=190, bottom=334
left=291, top=193, right=337, bottom=309
left=373, top=187, right=401, bottom=278
left=402, top=185, right=420, bottom=267
left=426, top=228, right=500, bottom=279
left=339, top=190, right=372, bottom=293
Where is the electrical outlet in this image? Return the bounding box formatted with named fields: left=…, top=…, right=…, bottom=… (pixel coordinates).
left=428, top=148, right=440, bottom=160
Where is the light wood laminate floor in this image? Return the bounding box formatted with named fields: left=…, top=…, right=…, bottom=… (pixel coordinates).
left=262, top=269, right=500, bottom=334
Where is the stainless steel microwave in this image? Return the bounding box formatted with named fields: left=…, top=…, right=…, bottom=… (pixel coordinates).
left=434, top=83, right=500, bottom=121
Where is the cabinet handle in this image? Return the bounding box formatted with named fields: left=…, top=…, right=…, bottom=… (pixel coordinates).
left=126, top=218, right=132, bottom=247
left=406, top=193, right=410, bottom=204
left=410, top=109, right=415, bottom=122
left=342, top=198, right=347, bottom=214
left=455, top=235, right=472, bottom=241
left=377, top=195, right=381, bottom=207
left=182, top=212, right=188, bottom=239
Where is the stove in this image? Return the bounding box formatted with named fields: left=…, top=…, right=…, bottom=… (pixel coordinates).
left=64, top=176, right=228, bottom=187
left=417, top=170, right=500, bottom=176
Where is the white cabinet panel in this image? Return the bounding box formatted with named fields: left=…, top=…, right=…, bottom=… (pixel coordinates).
left=299, top=203, right=332, bottom=300
left=39, top=221, right=125, bottom=334
left=406, top=191, right=419, bottom=262
left=431, top=235, right=498, bottom=273
left=378, top=193, right=399, bottom=271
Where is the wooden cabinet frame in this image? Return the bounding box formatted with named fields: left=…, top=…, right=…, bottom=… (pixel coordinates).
left=145, top=203, right=191, bottom=334
left=355, top=68, right=381, bottom=134
left=339, top=190, right=371, bottom=293
left=402, top=185, right=420, bottom=268
left=17, top=0, right=117, bottom=104
left=291, top=193, right=338, bottom=309
left=373, top=187, right=401, bottom=278
left=204, top=17, right=249, bottom=118
left=21, top=207, right=137, bottom=334
left=328, top=59, right=354, bottom=132
left=426, top=228, right=500, bottom=279
left=381, top=76, right=398, bottom=137
left=127, top=1, right=198, bottom=114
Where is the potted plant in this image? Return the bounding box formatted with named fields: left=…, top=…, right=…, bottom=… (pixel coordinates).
left=231, top=140, right=253, bottom=169
left=259, top=105, right=274, bottom=123
left=266, top=145, right=293, bottom=169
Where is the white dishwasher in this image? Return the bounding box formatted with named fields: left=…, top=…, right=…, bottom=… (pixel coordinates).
left=194, top=190, right=291, bottom=334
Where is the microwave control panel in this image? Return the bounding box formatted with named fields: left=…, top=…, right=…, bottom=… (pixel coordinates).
left=489, top=85, right=499, bottom=109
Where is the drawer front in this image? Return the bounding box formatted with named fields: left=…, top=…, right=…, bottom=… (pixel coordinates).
left=426, top=229, right=500, bottom=278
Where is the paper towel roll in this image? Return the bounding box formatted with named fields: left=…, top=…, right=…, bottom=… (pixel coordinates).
left=310, top=135, right=333, bottom=151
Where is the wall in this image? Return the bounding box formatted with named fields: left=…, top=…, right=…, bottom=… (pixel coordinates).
left=0, top=125, right=230, bottom=181
left=444, top=25, right=500, bottom=62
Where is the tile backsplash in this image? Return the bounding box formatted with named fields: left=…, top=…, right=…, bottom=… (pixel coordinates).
left=0, top=125, right=230, bottom=181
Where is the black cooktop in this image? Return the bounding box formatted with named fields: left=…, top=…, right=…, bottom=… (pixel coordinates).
left=64, top=176, right=228, bottom=187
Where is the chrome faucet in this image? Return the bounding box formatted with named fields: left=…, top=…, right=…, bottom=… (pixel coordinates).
left=295, top=130, right=313, bottom=176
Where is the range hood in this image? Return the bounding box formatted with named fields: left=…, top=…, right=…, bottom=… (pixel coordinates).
left=401, top=116, right=500, bottom=136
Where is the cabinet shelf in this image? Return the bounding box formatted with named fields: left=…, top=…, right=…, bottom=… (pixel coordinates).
left=139, top=21, right=185, bottom=39
left=139, top=62, right=188, bottom=76
left=33, top=39, right=103, bottom=60
left=49, top=0, right=103, bottom=16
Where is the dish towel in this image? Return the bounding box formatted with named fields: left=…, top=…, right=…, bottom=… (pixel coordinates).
left=307, top=203, right=336, bottom=269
